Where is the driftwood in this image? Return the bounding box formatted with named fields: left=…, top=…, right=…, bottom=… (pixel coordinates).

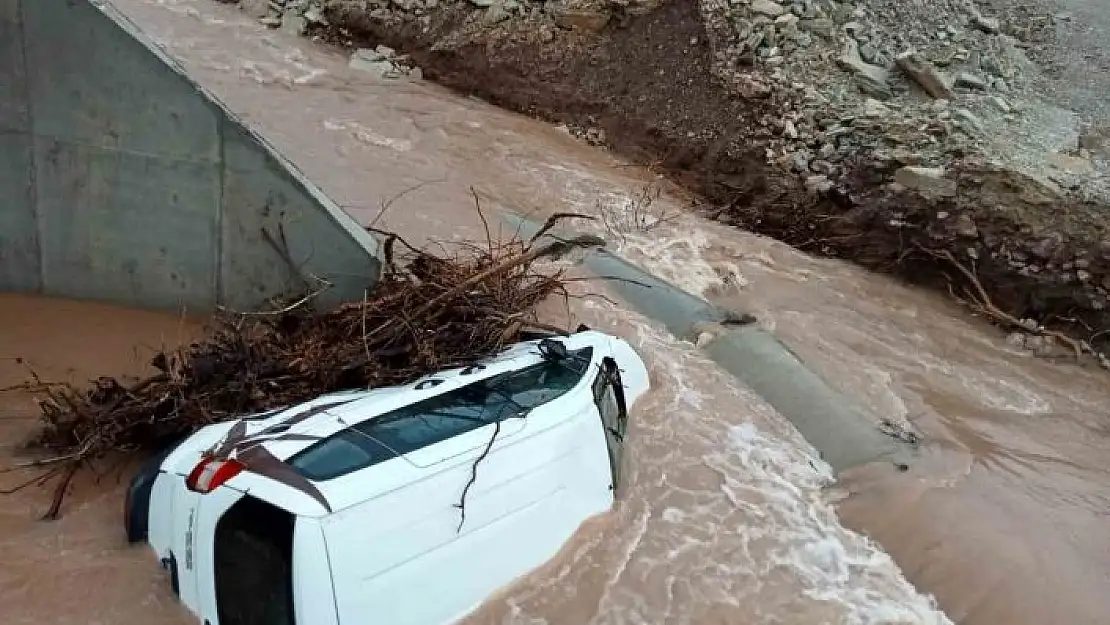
left=7, top=216, right=601, bottom=519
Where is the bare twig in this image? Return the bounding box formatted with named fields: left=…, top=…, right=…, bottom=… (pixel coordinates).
left=455, top=418, right=503, bottom=533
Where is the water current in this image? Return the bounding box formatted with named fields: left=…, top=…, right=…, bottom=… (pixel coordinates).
left=1, top=1, right=1108, bottom=624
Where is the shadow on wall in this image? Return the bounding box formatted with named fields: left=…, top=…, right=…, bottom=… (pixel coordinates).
left=0, top=0, right=382, bottom=314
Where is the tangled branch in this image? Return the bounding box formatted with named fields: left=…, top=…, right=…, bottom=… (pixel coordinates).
left=8, top=215, right=600, bottom=519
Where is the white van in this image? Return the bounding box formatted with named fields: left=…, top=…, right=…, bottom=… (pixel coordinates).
left=124, top=330, right=650, bottom=625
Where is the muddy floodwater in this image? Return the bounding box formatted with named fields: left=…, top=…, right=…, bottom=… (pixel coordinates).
left=2, top=1, right=1109, bottom=624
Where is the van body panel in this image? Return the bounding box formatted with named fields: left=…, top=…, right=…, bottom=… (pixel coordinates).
left=133, top=331, right=651, bottom=625
left=293, top=518, right=341, bottom=625
left=194, top=485, right=246, bottom=623
left=320, top=417, right=614, bottom=625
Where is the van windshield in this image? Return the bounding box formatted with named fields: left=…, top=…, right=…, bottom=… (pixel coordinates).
left=289, top=347, right=594, bottom=481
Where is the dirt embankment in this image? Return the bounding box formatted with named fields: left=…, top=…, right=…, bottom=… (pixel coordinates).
left=305, top=0, right=1110, bottom=362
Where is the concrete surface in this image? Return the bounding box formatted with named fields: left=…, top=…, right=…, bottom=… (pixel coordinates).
left=505, top=215, right=913, bottom=473
left=0, top=0, right=381, bottom=313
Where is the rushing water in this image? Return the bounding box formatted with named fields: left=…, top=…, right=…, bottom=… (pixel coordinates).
left=1, top=1, right=1108, bottom=624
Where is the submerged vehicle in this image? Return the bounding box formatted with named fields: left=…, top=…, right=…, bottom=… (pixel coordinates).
left=124, top=330, right=650, bottom=625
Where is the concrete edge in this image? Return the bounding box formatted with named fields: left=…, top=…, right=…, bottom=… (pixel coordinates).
left=95, top=0, right=382, bottom=262
left=503, top=214, right=914, bottom=474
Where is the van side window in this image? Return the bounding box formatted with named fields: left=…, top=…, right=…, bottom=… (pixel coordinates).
left=289, top=347, right=594, bottom=481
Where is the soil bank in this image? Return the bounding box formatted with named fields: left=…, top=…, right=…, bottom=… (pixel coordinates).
left=316, top=0, right=1110, bottom=361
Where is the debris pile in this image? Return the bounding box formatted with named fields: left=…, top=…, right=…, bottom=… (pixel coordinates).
left=7, top=218, right=602, bottom=518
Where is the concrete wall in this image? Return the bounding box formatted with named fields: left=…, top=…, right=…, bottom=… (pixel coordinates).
left=0, top=0, right=381, bottom=313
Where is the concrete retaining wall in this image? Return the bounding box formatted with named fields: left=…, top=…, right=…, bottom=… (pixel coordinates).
left=0, top=0, right=381, bottom=313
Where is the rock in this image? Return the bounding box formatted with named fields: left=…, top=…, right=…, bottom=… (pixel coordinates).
left=839, top=40, right=893, bottom=100
left=469, top=0, right=496, bottom=6
left=972, top=14, right=1001, bottom=34
left=303, top=6, right=327, bottom=24
left=810, top=159, right=836, bottom=175
left=859, top=43, right=878, bottom=64
left=240, top=0, right=272, bottom=19
left=483, top=1, right=511, bottom=24
left=1020, top=318, right=1039, bottom=332
left=954, top=213, right=979, bottom=238
left=799, top=18, right=835, bottom=38
left=1078, top=269, right=1092, bottom=282
left=862, top=98, right=889, bottom=117
left=783, top=120, right=798, bottom=138
left=349, top=49, right=403, bottom=78
left=751, top=0, right=785, bottom=17
left=1031, top=233, right=1063, bottom=260
left=819, top=142, right=837, bottom=159
left=954, top=71, right=988, bottom=90
left=1048, top=152, right=1094, bottom=174
left=953, top=108, right=984, bottom=134
left=547, top=1, right=610, bottom=32
left=805, top=174, right=834, bottom=193
left=775, top=13, right=799, bottom=26
left=791, top=152, right=811, bottom=173
left=895, top=52, right=953, bottom=99
left=989, top=96, right=1011, bottom=113
left=1005, top=332, right=1026, bottom=348
left=894, top=166, right=957, bottom=198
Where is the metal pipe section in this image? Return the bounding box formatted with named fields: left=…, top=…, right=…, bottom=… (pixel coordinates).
left=505, top=214, right=912, bottom=473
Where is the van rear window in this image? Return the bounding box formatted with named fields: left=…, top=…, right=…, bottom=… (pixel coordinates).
left=288, top=347, right=594, bottom=481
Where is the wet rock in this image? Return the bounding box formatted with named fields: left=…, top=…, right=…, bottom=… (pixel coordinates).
left=954, top=71, right=988, bottom=90
left=894, top=166, right=957, bottom=198
left=547, top=1, right=611, bottom=32
left=954, top=213, right=979, bottom=238
left=895, top=52, right=953, bottom=99
left=1005, top=332, right=1027, bottom=348
left=469, top=0, right=496, bottom=6
left=349, top=49, right=404, bottom=78
left=751, top=0, right=786, bottom=17
left=240, top=0, right=272, bottom=19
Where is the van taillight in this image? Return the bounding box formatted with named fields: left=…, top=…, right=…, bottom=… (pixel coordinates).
left=185, top=457, right=245, bottom=493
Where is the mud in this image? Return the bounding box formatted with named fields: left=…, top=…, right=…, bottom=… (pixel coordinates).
left=0, top=293, right=198, bottom=625
left=319, top=0, right=1110, bottom=356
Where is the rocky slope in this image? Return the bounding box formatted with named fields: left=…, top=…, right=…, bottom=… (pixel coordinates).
left=215, top=0, right=1110, bottom=366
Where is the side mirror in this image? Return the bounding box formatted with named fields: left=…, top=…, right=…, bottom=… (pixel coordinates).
left=537, top=338, right=570, bottom=361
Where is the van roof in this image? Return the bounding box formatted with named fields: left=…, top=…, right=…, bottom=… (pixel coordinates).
left=213, top=332, right=614, bottom=514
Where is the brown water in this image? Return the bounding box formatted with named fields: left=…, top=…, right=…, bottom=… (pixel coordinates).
left=2, top=0, right=1108, bottom=623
